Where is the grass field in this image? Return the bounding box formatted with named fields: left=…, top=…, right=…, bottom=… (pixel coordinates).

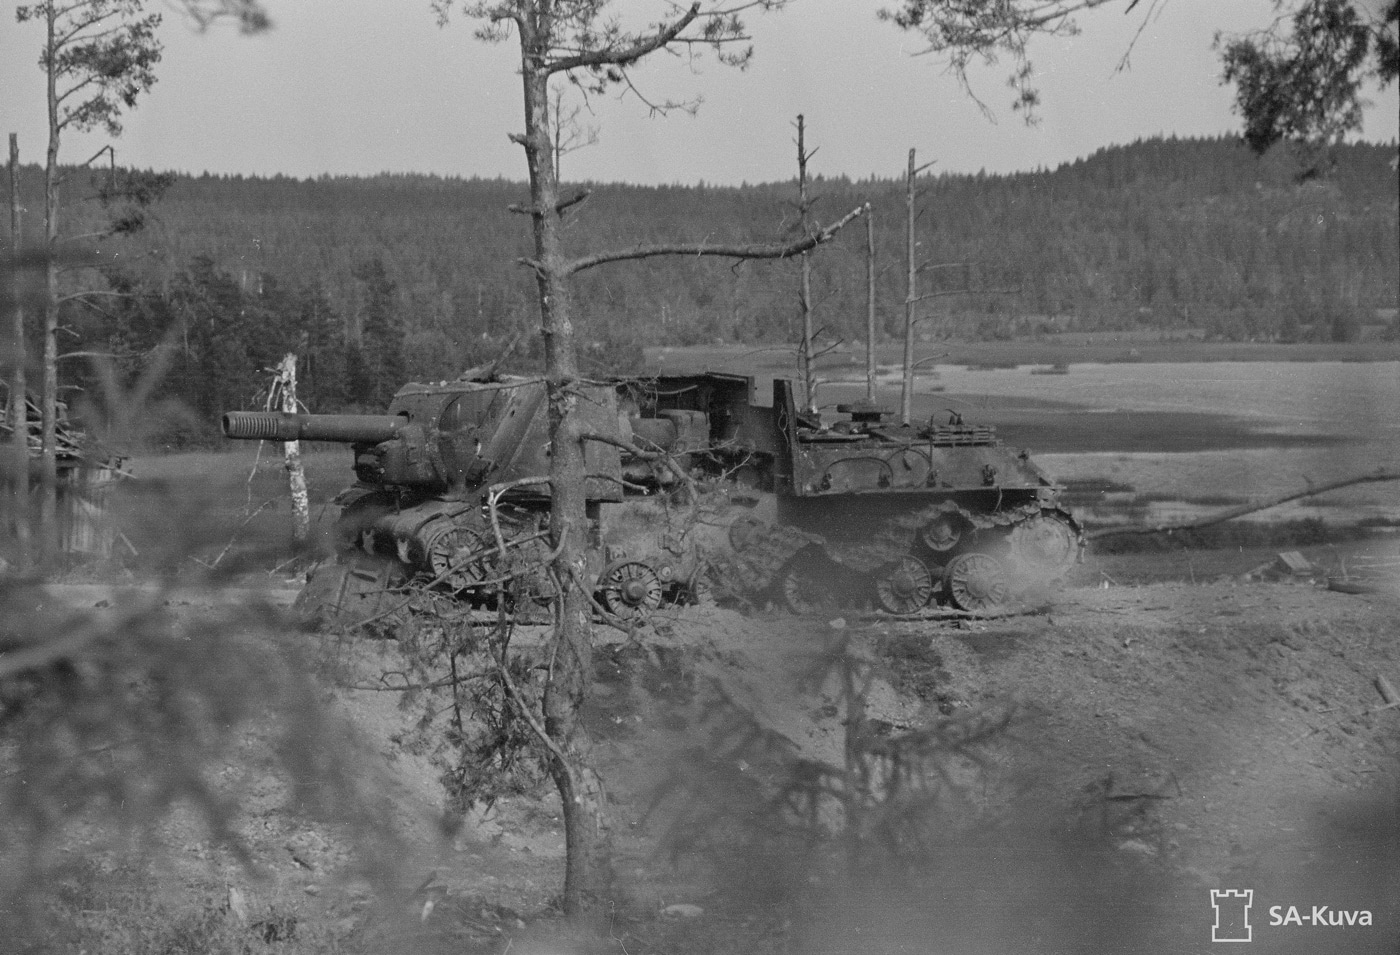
left=652, top=337, right=1400, bottom=374
left=107, top=446, right=350, bottom=577
left=104, top=349, right=1397, bottom=578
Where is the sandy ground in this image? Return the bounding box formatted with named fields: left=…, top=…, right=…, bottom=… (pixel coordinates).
left=35, top=552, right=1398, bottom=954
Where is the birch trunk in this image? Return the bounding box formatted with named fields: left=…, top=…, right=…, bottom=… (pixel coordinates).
left=276, top=354, right=310, bottom=542
left=796, top=115, right=816, bottom=414
left=865, top=204, right=876, bottom=403
left=39, top=3, right=60, bottom=559
left=901, top=149, right=917, bottom=426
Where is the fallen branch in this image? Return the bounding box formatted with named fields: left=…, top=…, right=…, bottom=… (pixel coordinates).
left=494, top=634, right=577, bottom=792
left=202, top=500, right=273, bottom=568
left=580, top=430, right=698, bottom=501
left=1377, top=673, right=1399, bottom=707
left=485, top=476, right=552, bottom=556
left=1087, top=470, right=1400, bottom=542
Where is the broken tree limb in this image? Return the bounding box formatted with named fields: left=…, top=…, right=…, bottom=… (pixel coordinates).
left=566, top=204, right=865, bottom=274
left=1086, top=469, right=1400, bottom=542
left=1377, top=674, right=1399, bottom=707
left=579, top=430, right=698, bottom=501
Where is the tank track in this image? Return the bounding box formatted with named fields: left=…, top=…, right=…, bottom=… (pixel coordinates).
left=709, top=500, right=1082, bottom=611
left=820, top=499, right=1049, bottom=572
left=704, top=523, right=823, bottom=605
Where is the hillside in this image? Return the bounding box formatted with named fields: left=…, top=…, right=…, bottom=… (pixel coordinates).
left=24, top=570, right=1400, bottom=954
left=8, top=136, right=1397, bottom=434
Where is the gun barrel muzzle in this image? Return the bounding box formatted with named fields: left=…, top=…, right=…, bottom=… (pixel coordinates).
left=221, top=411, right=406, bottom=443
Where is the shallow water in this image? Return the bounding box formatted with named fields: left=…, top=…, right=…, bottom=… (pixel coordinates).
left=930, top=361, right=1400, bottom=440
left=867, top=361, right=1400, bottom=523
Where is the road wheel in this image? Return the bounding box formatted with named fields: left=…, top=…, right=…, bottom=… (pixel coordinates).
left=1010, top=512, right=1081, bottom=578
left=943, top=552, right=1010, bottom=613
left=876, top=556, right=935, bottom=615
left=422, top=522, right=494, bottom=592
left=780, top=551, right=843, bottom=615
left=728, top=515, right=766, bottom=551
left=599, top=560, right=663, bottom=623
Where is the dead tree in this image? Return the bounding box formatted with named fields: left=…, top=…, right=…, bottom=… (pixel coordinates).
left=435, top=0, right=864, bottom=916
left=17, top=0, right=162, bottom=560
left=6, top=134, right=31, bottom=568
left=865, top=203, right=877, bottom=402
left=796, top=114, right=817, bottom=414
left=901, top=149, right=935, bottom=425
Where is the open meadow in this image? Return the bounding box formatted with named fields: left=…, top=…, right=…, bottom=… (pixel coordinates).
left=653, top=344, right=1400, bottom=532
left=98, top=348, right=1399, bottom=584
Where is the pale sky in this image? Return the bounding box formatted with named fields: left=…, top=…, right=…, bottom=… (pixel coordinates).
left=2, top=0, right=1397, bottom=184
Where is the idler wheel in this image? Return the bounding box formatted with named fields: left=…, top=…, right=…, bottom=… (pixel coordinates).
left=876, top=556, right=935, bottom=615
left=943, top=552, right=1010, bottom=613
left=920, top=514, right=964, bottom=552
left=600, top=560, right=663, bottom=622
left=1010, top=513, right=1081, bottom=576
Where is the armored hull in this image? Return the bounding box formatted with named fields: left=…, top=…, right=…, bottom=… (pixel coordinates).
left=628, top=372, right=1082, bottom=614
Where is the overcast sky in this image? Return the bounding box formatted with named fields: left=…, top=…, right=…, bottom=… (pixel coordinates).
left=2, top=0, right=1397, bottom=185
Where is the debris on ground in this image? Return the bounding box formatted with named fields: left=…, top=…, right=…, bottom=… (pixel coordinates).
left=1240, top=549, right=1315, bottom=581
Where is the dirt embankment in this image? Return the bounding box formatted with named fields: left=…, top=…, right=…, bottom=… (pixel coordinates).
left=355, top=577, right=1398, bottom=953
left=36, top=575, right=1399, bottom=954
left=618, top=581, right=1400, bottom=953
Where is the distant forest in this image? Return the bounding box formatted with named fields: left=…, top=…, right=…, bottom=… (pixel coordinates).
left=8, top=135, right=1398, bottom=440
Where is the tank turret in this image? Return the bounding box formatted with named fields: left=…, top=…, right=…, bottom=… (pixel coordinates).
left=223, top=374, right=706, bottom=626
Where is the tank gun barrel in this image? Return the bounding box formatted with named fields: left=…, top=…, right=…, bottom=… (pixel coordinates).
left=221, top=411, right=406, bottom=443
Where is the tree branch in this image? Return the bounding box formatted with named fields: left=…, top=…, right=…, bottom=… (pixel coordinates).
left=567, top=203, right=865, bottom=274
left=548, top=2, right=702, bottom=74
left=556, top=189, right=591, bottom=214
left=54, top=290, right=129, bottom=306
left=579, top=430, right=697, bottom=500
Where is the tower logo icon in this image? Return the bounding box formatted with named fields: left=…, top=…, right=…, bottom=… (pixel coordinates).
left=1211, top=889, right=1254, bottom=943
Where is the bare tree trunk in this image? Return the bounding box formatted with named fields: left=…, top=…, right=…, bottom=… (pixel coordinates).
left=865, top=203, right=876, bottom=403
left=39, top=4, right=60, bottom=561
left=901, top=149, right=917, bottom=426
left=7, top=133, right=30, bottom=569
left=796, top=115, right=816, bottom=414
left=275, top=354, right=310, bottom=542
left=516, top=21, right=611, bottom=917
left=496, top=14, right=863, bottom=919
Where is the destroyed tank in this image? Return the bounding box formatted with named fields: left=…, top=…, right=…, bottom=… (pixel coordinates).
left=222, top=374, right=708, bottom=626
left=224, top=369, right=1079, bottom=624
left=622, top=372, right=1082, bottom=614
